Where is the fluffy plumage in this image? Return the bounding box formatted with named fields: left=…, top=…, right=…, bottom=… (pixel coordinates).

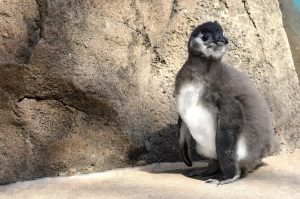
left=175, top=22, right=279, bottom=185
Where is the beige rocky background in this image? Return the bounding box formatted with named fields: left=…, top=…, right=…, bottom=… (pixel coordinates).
left=0, top=0, right=299, bottom=185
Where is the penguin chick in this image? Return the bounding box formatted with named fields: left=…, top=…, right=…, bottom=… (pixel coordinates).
left=175, top=21, right=279, bottom=185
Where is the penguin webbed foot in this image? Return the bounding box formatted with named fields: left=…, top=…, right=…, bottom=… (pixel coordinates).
left=185, top=167, right=217, bottom=177
left=185, top=159, right=219, bottom=177
left=205, top=174, right=241, bottom=185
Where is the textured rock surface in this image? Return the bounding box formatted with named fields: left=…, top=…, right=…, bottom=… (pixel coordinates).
left=1, top=150, right=299, bottom=199
left=0, top=0, right=300, bottom=184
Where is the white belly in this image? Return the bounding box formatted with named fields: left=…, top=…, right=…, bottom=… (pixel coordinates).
left=176, top=83, right=217, bottom=159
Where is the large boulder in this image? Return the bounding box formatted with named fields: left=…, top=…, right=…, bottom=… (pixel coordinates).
left=1, top=0, right=299, bottom=184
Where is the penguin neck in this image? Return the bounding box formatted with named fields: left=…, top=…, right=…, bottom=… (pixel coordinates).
left=187, top=54, right=221, bottom=74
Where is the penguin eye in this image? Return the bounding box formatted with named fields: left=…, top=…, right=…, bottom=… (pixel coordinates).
left=202, top=35, right=209, bottom=42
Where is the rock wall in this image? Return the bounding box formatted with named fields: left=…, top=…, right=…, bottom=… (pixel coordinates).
left=1, top=0, right=299, bottom=184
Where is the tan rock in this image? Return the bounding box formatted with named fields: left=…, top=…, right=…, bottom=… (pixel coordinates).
left=0, top=150, right=299, bottom=199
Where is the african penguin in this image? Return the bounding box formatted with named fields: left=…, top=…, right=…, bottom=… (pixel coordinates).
left=175, top=21, right=279, bottom=185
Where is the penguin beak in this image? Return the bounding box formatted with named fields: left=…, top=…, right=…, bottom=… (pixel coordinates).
left=214, top=33, right=229, bottom=45
left=216, top=36, right=228, bottom=44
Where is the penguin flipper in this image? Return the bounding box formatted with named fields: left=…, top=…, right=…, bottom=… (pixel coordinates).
left=212, top=95, right=245, bottom=184
left=180, top=139, right=192, bottom=167
left=178, top=117, right=193, bottom=167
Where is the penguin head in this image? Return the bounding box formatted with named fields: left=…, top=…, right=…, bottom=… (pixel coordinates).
left=188, top=21, right=228, bottom=59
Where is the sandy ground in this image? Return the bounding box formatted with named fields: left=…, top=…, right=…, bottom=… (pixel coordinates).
left=0, top=150, right=299, bottom=199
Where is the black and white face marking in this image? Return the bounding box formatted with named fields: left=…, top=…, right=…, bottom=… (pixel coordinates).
left=189, top=22, right=228, bottom=59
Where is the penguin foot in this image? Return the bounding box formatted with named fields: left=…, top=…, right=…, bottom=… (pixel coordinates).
left=185, top=167, right=218, bottom=177
left=205, top=174, right=240, bottom=185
